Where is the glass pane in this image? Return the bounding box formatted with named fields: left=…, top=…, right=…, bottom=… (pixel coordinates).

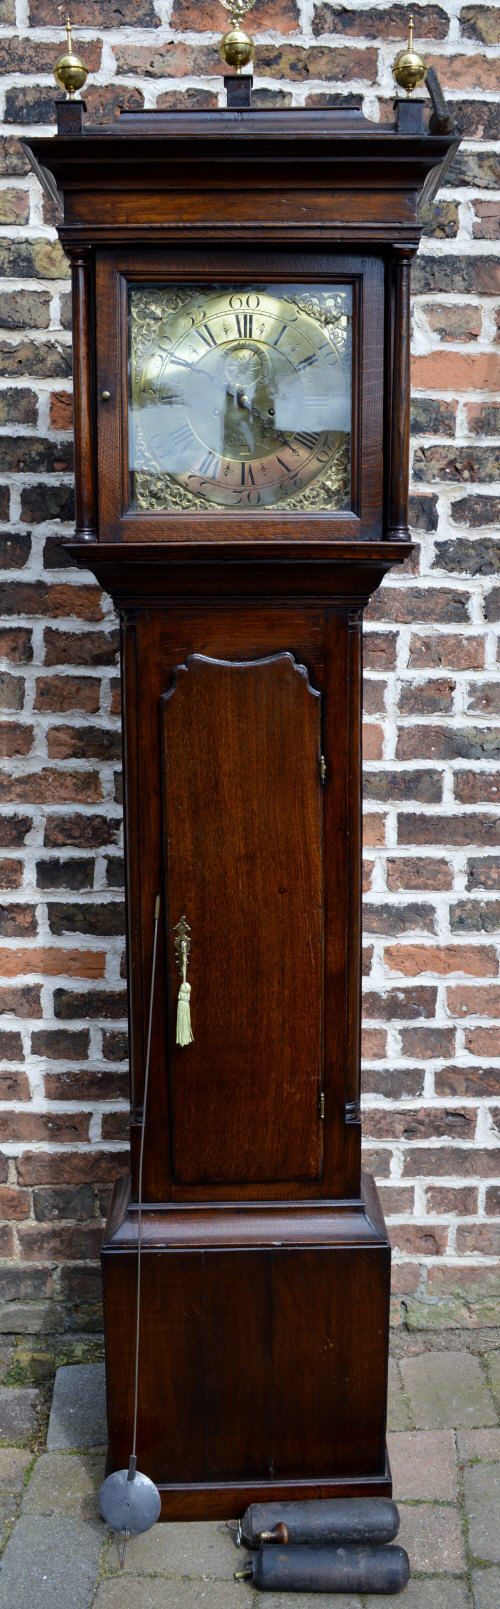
left=129, top=284, right=352, bottom=513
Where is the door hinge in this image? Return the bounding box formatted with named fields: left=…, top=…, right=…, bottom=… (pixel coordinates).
left=320, top=754, right=326, bottom=784
left=319, top=1090, right=325, bottom=1121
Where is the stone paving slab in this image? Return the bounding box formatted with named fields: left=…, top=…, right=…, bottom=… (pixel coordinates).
left=400, top=1351, right=496, bottom=1430
left=457, top=1426, right=500, bottom=1462
left=486, top=1351, right=500, bottom=1400
left=94, top=1580, right=255, bottom=1609
left=0, top=1388, right=39, bottom=1444
left=22, top=1452, right=106, bottom=1519
left=397, top=1504, right=466, bottom=1573
left=472, top=1566, right=500, bottom=1608
left=388, top=1429, right=458, bottom=1501
left=366, top=1580, right=472, bottom=1609
left=387, top=1358, right=411, bottom=1431
left=46, top=1363, right=107, bottom=1451
left=464, top=1462, right=500, bottom=1563
left=0, top=1448, right=32, bottom=1492
left=102, top=1518, right=239, bottom=1578
left=0, top=1514, right=103, bottom=1609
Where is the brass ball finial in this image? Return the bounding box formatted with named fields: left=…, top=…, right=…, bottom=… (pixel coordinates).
left=53, top=16, right=88, bottom=99
left=219, top=0, right=255, bottom=74
left=393, top=14, right=426, bottom=96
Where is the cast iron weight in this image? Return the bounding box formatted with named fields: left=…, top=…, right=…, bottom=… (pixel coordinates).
left=235, top=1541, right=410, bottom=1595
left=230, top=1497, right=400, bottom=1549
left=99, top=897, right=162, bottom=1564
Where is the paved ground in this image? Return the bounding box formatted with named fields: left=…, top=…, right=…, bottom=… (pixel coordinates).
left=0, top=1336, right=499, bottom=1606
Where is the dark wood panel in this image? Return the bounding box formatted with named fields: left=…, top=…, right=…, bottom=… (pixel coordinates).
left=162, top=652, right=323, bottom=1186
left=103, top=1250, right=206, bottom=1485
left=204, top=1251, right=272, bottom=1480
left=272, top=1247, right=390, bottom=1479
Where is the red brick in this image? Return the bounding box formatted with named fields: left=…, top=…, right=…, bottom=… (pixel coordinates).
left=363, top=812, right=386, bottom=847
left=363, top=987, right=437, bottom=1021
left=0, top=1111, right=90, bottom=1142
left=362, top=860, right=373, bottom=893
left=0, top=947, right=106, bottom=979
left=0, top=860, right=22, bottom=889
left=49, top=391, right=73, bottom=431
left=312, top=3, right=449, bottom=38
left=378, top=1186, right=415, bottom=1215
left=400, top=1026, right=456, bottom=1059
left=0, top=583, right=102, bottom=622
left=384, top=943, right=498, bottom=977
left=390, top=1263, right=422, bottom=1295
left=0, top=1185, right=29, bottom=1219
left=364, top=631, right=397, bottom=671
left=386, top=856, right=453, bottom=891
left=403, top=1147, right=500, bottom=1178
left=0, top=721, right=32, bottom=757
left=464, top=1026, right=500, bottom=1056
left=363, top=1066, right=424, bottom=1099
left=435, top=1066, right=500, bottom=1097
left=44, top=628, right=119, bottom=668
left=399, top=678, right=455, bottom=715
left=428, top=1265, right=500, bottom=1298
left=364, top=1107, right=475, bottom=1141
left=0, top=628, right=32, bottom=664
left=172, top=0, right=299, bottom=27
left=456, top=1224, right=500, bottom=1255
left=363, top=723, right=384, bottom=761
left=365, top=588, right=468, bottom=624
left=467, top=402, right=500, bottom=436
left=448, top=984, right=500, bottom=1017
left=34, top=676, right=100, bottom=714
left=389, top=1223, right=448, bottom=1255
left=485, top=1187, right=500, bottom=1214
left=0, top=770, right=102, bottom=805
left=467, top=856, right=500, bottom=890
left=47, top=725, right=121, bottom=763
left=0, top=984, right=41, bottom=1017
left=16, top=1149, right=129, bottom=1185
left=412, top=352, right=500, bottom=391
left=398, top=814, right=500, bottom=847
left=110, top=679, right=121, bottom=716
left=456, top=772, right=500, bottom=804
left=45, top=1068, right=129, bottom=1101
left=0, top=1224, right=14, bottom=1255
left=408, top=634, right=484, bottom=671
left=115, top=40, right=378, bottom=81
left=0, top=1072, right=30, bottom=1099
left=426, top=1186, right=478, bottom=1215
left=423, top=302, right=482, bottom=342
left=361, top=1028, right=387, bottom=1058
left=18, top=1222, right=104, bottom=1260
left=472, top=201, right=500, bottom=240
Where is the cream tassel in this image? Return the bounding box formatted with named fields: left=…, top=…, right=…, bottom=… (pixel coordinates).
left=176, top=942, right=194, bottom=1047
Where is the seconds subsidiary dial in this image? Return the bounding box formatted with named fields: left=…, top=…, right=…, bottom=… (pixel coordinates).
left=129, top=285, right=352, bottom=512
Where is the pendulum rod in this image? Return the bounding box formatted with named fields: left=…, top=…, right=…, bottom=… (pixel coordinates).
left=131, top=891, right=161, bottom=1472
left=99, top=893, right=162, bottom=1563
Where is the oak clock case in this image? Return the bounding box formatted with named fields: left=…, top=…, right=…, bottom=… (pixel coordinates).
left=24, top=101, right=458, bottom=1520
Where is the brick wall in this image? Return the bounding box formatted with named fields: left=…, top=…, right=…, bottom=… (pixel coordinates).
left=0, top=0, right=499, bottom=1335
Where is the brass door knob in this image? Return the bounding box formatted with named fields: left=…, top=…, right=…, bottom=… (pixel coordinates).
left=101, top=390, right=110, bottom=401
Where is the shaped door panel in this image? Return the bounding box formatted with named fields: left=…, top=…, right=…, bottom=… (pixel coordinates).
left=162, top=652, right=323, bottom=1185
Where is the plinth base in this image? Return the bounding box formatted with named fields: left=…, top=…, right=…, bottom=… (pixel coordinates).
left=102, top=1173, right=391, bottom=1520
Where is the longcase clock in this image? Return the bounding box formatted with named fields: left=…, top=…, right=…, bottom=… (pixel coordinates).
left=26, top=95, right=458, bottom=1519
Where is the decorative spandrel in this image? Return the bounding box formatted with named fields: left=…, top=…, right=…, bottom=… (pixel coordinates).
left=129, top=284, right=352, bottom=513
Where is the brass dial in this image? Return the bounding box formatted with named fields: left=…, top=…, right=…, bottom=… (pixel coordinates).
left=132, top=287, right=351, bottom=511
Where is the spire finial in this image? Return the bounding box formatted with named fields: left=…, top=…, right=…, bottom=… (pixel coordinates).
left=393, top=13, right=426, bottom=96
left=53, top=14, right=88, bottom=100
left=219, top=0, right=256, bottom=74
